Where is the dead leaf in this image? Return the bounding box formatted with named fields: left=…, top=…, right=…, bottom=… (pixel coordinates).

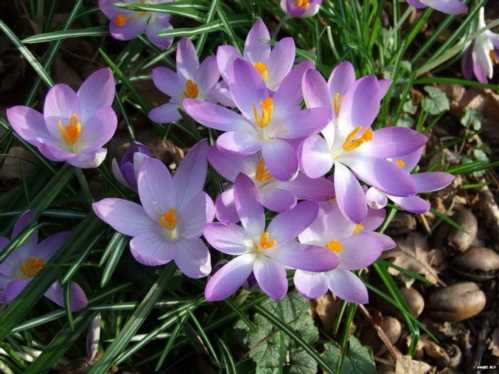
left=488, top=327, right=499, bottom=357
left=395, top=355, right=433, bottom=374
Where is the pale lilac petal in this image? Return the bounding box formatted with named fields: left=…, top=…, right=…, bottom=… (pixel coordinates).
left=234, top=174, right=265, bottom=237
left=364, top=232, right=396, bottom=251
left=294, top=270, right=328, bottom=299
left=244, top=19, right=271, bottom=63
left=183, top=99, right=247, bottom=131
left=361, top=127, right=427, bottom=158
left=394, top=147, right=424, bottom=172
left=278, top=107, right=330, bottom=139
left=79, top=107, right=117, bottom=149
left=36, top=231, right=72, bottom=261
left=339, top=233, right=384, bottom=270
left=7, top=106, right=50, bottom=146
left=300, top=135, right=333, bottom=178
left=230, top=58, right=267, bottom=119
left=334, top=162, right=367, bottom=224
left=44, top=282, right=88, bottom=311
left=174, top=140, right=208, bottom=209
left=77, top=68, right=115, bottom=121
left=269, top=201, right=318, bottom=243
left=208, top=147, right=256, bottom=182
left=260, top=187, right=297, bottom=212
left=272, top=242, right=339, bottom=271
left=146, top=15, right=173, bottom=50
left=112, top=158, right=130, bottom=188
left=217, top=130, right=261, bottom=155
left=328, top=61, right=356, bottom=98
left=390, top=195, right=431, bottom=214
left=266, top=37, right=295, bottom=90
left=66, top=148, right=107, bottom=169
left=303, top=68, right=331, bottom=110
left=274, top=60, right=314, bottom=110
left=109, top=15, right=146, bottom=41
left=149, top=103, right=182, bottom=124
left=130, top=231, right=176, bottom=266
left=137, top=157, right=175, bottom=220
left=93, top=198, right=154, bottom=237
left=285, top=174, right=334, bottom=201
left=253, top=257, right=287, bottom=300
left=5, top=279, right=31, bottom=303
left=339, top=76, right=380, bottom=128
left=412, top=172, right=454, bottom=193
left=366, top=187, right=388, bottom=210
left=327, top=268, right=368, bottom=304
left=178, top=192, right=209, bottom=238
left=205, top=192, right=215, bottom=224
left=472, top=46, right=490, bottom=83
left=195, top=56, right=220, bottom=94
left=204, top=253, right=255, bottom=301
left=363, top=208, right=386, bottom=231
left=152, top=67, right=183, bottom=97
left=262, top=139, right=298, bottom=181
left=174, top=238, right=211, bottom=279
left=177, top=38, right=199, bottom=80
left=422, top=0, right=468, bottom=15
left=407, top=0, right=426, bottom=8
left=43, top=84, right=79, bottom=137
left=37, top=141, right=74, bottom=162
left=216, top=45, right=239, bottom=84
left=11, top=210, right=36, bottom=239
left=204, top=223, right=249, bottom=255
left=215, top=189, right=239, bottom=224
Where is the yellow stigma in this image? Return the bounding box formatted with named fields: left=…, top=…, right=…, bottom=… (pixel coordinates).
left=332, top=93, right=342, bottom=115
left=395, top=159, right=406, bottom=169
left=159, top=208, right=177, bottom=230
left=252, top=96, right=273, bottom=129
left=114, top=14, right=128, bottom=27
left=257, top=232, right=277, bottom=251
left=184, top=80, right=199, bottom=99
left=57, top=113, right=81, bottom=146
left=19, top=256, right=45, bottom=278
left=295, top=0, right=310, bottom=8
left=342, top=127, right=373, bottom=152
left=254, top=62, right=269, bottom=82
left=255, top=159, right=272, bottom=183
left=325, top=240, right=343, bottom=253
left=489, top=50, right=499, bottom=64
left=353, top=224, right=364, bottom=235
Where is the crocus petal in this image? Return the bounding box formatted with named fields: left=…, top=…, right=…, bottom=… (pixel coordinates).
left=268, top=201, right=318, bottom=243
left=79, top=107, right=117, bottom=149
left=234, top=174, right=265, bottom=237
left=272, top=242, right=339, bottom=271
left=93, top=198, right=154, bottom=237
left=146, top=15, right=173, bottom=50
left=363, top=208, right=386, bottom=231
left=149, top=103, right=182, bottom=124
left=7, top=106, right=50, bottom=146
left=183, top=99, right=247, bottom=131
left=260, top=187, right=297, bottom=212
left=266, top=37, right=295, bottom=91
left=44, top=282, right=88, bottom=312
left=215, top=188, right=239, bottom=224
left=360, top=127, right=427, bottom=158
left=67, top=148, right=108, bottom=169
left=339, top=76, right=380, bottom=128
left=177, top=38, right=199, bottom=80
left=472, top=46, right=491, bottom=83
left=11, top=210, right=36, bottom=239
left=302, top=68, right=331, bottom=110
left=204, top=253, right=255, bottom=301
left=152, top=67, right=183, bottom=97
left=174, top=140, right=208, bottom=209
left=4, top=279, right=31, bottom=303
left=327, top=268, right=368, bottom=304
left=261, top=139, right=298, bottom=181
left=339, top=232, right=384, bottom=270
left=366, top=187, right=388, bottom=210
left=130, top=231, right=176, bottom=266
left=365, top=232, right=396, bottom=251
left=178, top=191, right=210, bottom=238
left=412, top=172, right=454, bottom=193
left=109, top=15, right=146, bottom=41
left=244, top=19, right=271, bottom=63
left=328, top=61, right=356, bottom=97
left=294, top=270, right=328, bottom=299
left=204, top=223, right=249, bottom=255
left=253, top=257, right=287, bottom=300
left=43, top=84, right=80, bottom=137
left=407, top=0, right=426, bottom=8
left=77, top=68, right=115, bottom=121
left=230, top=58, right=267, bottom=119
left=37, top=141, right=74, bottom=162
left=334, top=162, right=367, bottom=224
left=195, top=56, right=220, bottom=94
left=300, top=135, right=333, bottom=178
left=174, top=238, right=211, bottom=279
left=112, top=158, right=130, bottom=188
left=217, top=130, right=261, bottom=155
left=216, top=45, right=239, bottom=84
left=285, top=173, right=334, bottom=201
left=137, top=157, right=175, bottom=220
left=208, top=147, right=256, bottom=182
left=274, top=60, right=314, bottom=111
left=345, top=156, right=416, bottom=196
left=278, top=107, right=330, bottom=139
left=36, top=231, right=72, bottom=261
left=390, top=195, right=431, bottom=214
left=394, top=146, right=424, bottom=172
left=422, top=0, right=468, bottom=15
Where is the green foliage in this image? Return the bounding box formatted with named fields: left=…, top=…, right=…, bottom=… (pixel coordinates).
left=422, top=86, right=450, bottom=115
left=322, top=337, right=376, bottom=374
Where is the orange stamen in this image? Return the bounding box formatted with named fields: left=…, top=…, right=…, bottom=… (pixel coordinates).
left=19, top=256, right=45, bottom=278
left=114, top=14, right=128, bottom=27
left=184, top=80, right=199, bottom=99
left=159, top=208, right=177, bottom=230
left=257, top=232, right=277, bottom=251
left=57, top=113, right=81, bottom=146
left=254, top=62, right=269, bottom=82
left=342, top=127, right=373, bottom=152
left=255, top=159, right=272, bottom=183
left=325, top=240, right=343, bottom=253
left=252, top=96, right=273, bottom=128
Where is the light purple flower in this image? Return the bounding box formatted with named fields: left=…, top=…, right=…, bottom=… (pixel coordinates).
left=294, top=201, right=395, bottom=304
left=462, top=7, right=499, bottom=83
left=184, top=60, right=329, bottom=181
left=7, top=68, right=117, bottom=169
left=217, top=19, right=296, bottom=91
left=203, top=174, right=338, bottom=301
left=280, top=0, right=322, bottom=18
left=407, top=0, right=467, bottom=15
left=148, top=37, right=220, bottom=124
left=99, top=0, right=173, bottom=49
left=366, top=147, right=454, bottom=214
left=300, top=63, right=427, bottom=223
left=209, top=146, right=333, bottom=223
left=111, top=142, right=152, bottom=191
left=93, top=141, right=214, bottom=278
left=0, top=212, right=88, bottom=311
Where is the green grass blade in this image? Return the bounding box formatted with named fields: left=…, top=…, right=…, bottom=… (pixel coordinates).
left=116, top=1, right=207, bottom=22
left=157, top=19, right=250, bottom=38
left=100, top=233, right=128, bottom=288
left=22, top=26, right=107, bottom=44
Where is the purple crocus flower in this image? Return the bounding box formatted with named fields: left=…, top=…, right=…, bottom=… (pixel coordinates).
left=203, top=174, right=338, bottom=301
left=294, top=201, right=395, bottom=304
left=99, top=0, right=173, bottom=49
left=300, top=63, right=427, bottom=223
left=93, top=141, right=214, bottom=278
left=217, top=19, right=295, bottom=91
left=184, top=60, right=329, bottom=181
left=111, top=142, right=152, bottom=191
left=0, top=212, right=88, bottom=311
left=148, top=37, right=220, bottom=124
left=366, top=147, right=454, bottom=214
left=208, top=147, right=333, bottom=223
left=7, top=68, right=117, bottom=169
left=280, top=0, right=322, bottom=18
left=462, top=7, right=499, bottom=83
left=407, top=0, right=467, bottom=15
